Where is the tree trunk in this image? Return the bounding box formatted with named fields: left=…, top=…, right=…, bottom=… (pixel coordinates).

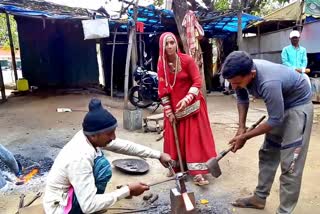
left=172, top=0, right=189, bottom=53
left=172, top=0, right=207, bottom=97
left=131, top=0, right=139, bottom=85
left=231, top=0, right=242, bottom=50
left=5, top=13, right=18, bottom=84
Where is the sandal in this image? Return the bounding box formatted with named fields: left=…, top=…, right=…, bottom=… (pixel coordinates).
left=193, top=174, right=209, bottom=186
left=231, top=195, right=265, bottom=209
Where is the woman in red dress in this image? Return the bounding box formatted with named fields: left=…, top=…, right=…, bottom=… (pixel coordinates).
left=157, top=32, right=217, bottom=185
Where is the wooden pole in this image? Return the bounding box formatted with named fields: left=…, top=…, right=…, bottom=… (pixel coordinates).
left=237, top=8, right=243, bottom=50
left=0, top=65, right=6, bottom=102
left=124, top=27, right=134, bottom=109
left=297, top=0, right=305, bottom=32
left=198, top=45, right=207, bottom=98
left=5, top=13, right=18, bottom=83
left=131, top=0, right=139, bottom=83
left=139, top=33, right=143, bottom=66
left=257, top=25, right=261, bottom=59
left=111, top=24, right=119, bottom=98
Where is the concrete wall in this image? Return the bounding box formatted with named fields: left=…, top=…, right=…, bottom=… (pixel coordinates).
left=300, top=21, right=320, bottom=54
left=243, top=21, right=320, bottom=63
left=242, top=27, right=293, bottom=63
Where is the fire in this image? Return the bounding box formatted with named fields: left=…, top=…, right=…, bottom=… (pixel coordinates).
left=23, top=168, right=39, bottom=183
left=15, top=168, right=39, bottom=185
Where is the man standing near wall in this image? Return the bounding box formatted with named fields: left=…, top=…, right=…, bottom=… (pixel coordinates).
left=281, top=30, right=310, bottom=86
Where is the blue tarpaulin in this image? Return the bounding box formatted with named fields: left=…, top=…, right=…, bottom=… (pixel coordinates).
left=127, top=5, right=262, bottom=37
left=0, top=4, right=72, bottom=19
left=0, top=3, right=262, bottom=38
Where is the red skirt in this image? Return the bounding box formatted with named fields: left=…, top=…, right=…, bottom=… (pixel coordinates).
left=163, top=96, right=217, bottom=176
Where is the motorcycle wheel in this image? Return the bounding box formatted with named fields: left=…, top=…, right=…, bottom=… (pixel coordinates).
left=129, top=86, right=154, bottom=108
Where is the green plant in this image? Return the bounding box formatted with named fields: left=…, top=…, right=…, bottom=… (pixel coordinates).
left=0, top=14, right=19, bottom=49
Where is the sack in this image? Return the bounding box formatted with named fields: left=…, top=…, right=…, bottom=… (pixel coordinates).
left=82, top=19, right=110, bottom=40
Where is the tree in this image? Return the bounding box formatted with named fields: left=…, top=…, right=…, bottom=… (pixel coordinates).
left=154, top=0, right=164, bottom=7
left=188, top=0, right=289, bottom=15
left=0, top=14, right=19, bottom=49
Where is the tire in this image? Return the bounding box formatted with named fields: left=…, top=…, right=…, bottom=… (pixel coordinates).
left=129, top=86, right=153, bottom=108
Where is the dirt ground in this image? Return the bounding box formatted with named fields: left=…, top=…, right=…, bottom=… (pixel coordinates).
left=0, top=91, right=319, bottom=214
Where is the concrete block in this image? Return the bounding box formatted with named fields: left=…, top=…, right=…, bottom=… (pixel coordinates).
left=123, top=109, right=142, bottom=131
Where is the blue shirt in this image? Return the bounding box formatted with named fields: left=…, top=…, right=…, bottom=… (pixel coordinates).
left=236, top=59, right=312, bottom=127
left=281, top=45, right=307, bottom=69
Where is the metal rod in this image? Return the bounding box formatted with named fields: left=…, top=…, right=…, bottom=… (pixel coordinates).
left=96, top=206, right=157, bottom=214
left=110, top=32, right=160, bottom=35
left=113, top=207, right=157, bottom=214
left=148, top=177, right=175, bottom=187
left=23, top=192, right=42, bottom=207
left=168, top=162, right=176, bottom=176
left=172, top=123, right=185, bottom=172
left=5, top=13, right=18, bottom=83
left=19, top=194, right=25, bottom=208
left=105, top=42, right=128, bottom=45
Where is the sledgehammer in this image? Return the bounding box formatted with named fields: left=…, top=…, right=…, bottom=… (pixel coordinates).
left=206, top=115, right=266, bottom=178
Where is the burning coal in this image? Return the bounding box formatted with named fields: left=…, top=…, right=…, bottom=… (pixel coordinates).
left=15, top=168, right=40, bottom=185
left=0, top=154, right=53, bottom=176
left=24, top=168, right=39, bottom=183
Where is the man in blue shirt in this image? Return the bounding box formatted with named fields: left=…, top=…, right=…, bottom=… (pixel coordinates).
left=221, top=51, right=313, bottom=214
left=281, top=30, right=310, bottom=86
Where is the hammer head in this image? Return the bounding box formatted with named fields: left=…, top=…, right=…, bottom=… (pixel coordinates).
left=206, top=157, right=221, bottom=178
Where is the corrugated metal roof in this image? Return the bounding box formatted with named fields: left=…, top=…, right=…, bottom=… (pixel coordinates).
left=262, top=0, right=301, bottom=21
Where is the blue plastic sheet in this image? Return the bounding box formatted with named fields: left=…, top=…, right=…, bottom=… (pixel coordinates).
left=0, top=4, right=72, bottom=19
left=1, top=3, right=262, bottom=38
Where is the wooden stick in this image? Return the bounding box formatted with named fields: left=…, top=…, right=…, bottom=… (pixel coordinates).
left=172, top=122, right=185, bottom=172
left=219, top=115, right=266, bottom=160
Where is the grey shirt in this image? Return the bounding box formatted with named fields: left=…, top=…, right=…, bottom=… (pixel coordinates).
left=236, top=59, right=312, bottom=127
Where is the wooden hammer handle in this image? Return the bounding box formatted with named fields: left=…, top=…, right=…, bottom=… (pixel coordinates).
left=248, top=115, right=266, bottom=131
left=172, top=122, right=185, bottom=172
left=217, top=115, right=266, bottom=161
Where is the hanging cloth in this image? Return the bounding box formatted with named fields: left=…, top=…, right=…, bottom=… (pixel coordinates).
left=182, top=10, right=204, bottom=57
left=136, top=21, right=144, bottom=32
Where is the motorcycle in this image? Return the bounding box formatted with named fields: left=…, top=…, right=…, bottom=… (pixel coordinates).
left=129, top=66, right=160, bottom=108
